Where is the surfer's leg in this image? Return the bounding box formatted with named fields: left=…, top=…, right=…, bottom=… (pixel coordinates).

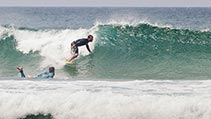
left=16, top=66, right=26, bottom=78
left=68, top=46, right=78, bottom=62
left=68, top=53, right=78, bottom=62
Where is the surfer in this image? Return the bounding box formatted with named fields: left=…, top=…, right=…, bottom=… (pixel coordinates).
left=67, top=35, right=94, bottom=62
left=16, top=66, right=55, bottom=78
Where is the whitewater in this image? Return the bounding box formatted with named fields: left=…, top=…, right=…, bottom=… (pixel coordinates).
left=0, top=79, right=211, bottom=119
left=1, top=7, right=211, bottom=119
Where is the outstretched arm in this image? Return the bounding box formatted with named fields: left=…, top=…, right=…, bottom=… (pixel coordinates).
left=86, top=44, right=92, bottom=53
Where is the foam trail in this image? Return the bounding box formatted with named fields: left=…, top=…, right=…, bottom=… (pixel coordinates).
left=11, top=27, right=97, bottom=68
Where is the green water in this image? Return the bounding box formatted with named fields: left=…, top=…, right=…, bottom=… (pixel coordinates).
left=1, top=24, right=211, bottom=79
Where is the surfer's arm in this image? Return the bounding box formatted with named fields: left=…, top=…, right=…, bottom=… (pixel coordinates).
left=86, top=44, right=92, bottom=53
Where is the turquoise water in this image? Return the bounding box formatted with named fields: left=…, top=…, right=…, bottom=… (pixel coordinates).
left=1, top=7, right=211, bottom=119
left=1, top=7, right=211, bottom=79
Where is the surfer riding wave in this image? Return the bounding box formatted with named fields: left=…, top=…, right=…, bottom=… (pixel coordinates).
left=67, top=35, right=94, bottom=62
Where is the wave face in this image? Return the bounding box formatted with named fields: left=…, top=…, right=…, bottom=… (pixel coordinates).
left=1, top=24, right=211, bottom=79
left=89, top=24, right=211, bottom=79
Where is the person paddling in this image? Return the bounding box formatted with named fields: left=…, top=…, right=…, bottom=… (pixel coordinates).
left=16, top=66, right=55, bottom=78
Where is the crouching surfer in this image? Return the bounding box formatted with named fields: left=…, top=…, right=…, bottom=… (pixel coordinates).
left=67, top=35, right=94, bottom=63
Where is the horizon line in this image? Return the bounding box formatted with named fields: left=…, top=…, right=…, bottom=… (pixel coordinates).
left=0, top=6, right=211, bottom=8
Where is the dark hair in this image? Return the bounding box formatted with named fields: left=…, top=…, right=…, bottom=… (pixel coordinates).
left=88, top=35, right=93, bottom=39
left=49, top=67, right=55, bottom=76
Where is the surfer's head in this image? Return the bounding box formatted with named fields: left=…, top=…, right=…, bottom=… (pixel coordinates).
left=88, top=35, right=93, bottom=42
left=49, top=67, right=55, bottom=74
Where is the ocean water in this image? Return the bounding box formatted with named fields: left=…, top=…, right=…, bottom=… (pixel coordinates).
left=0, top=7, right=211, bottom=119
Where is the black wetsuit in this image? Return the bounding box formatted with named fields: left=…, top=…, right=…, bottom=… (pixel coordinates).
left=71, top=38, right=91, bottom=54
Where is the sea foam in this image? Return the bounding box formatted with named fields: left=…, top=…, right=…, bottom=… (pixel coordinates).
left=0, top=80, right=211, bottom=119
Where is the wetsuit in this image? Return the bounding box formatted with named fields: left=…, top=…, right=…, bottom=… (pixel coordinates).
left=71, top=38, right=91, bottom=54
left=20, top=71, right=26, bottom=78
left=37, top=72, right=54, bottom=78
left=19, top=71, right=54, bottom=78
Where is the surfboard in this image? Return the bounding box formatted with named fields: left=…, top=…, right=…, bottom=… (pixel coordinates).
left=65, top=61, right=72, bottom=65
left=65, top=61, right=77, bottom=68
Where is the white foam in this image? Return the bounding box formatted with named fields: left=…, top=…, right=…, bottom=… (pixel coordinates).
left=95, top=15, right=172, bottom=28
left=201, top=29, right=210, bottom=32
left=0, top=20, right=170, bottom=71
left=0, top=80, right=211, bottom=119
left=0, top=26, right=14, bottom=40
left=4, top=27, right=98, bottom=69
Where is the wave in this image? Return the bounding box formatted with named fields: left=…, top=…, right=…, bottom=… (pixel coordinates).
left=93, top=24, right=211, bottom=79
left=0, top=23, right=211, bottom=79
